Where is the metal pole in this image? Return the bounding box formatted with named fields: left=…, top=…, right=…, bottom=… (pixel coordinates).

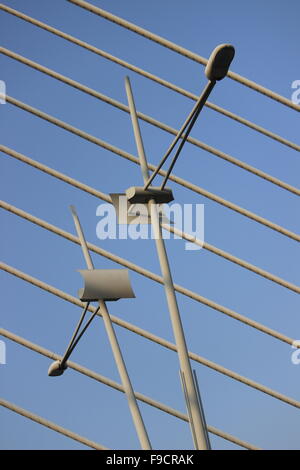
left=143, top=80, right=215, bottom=191
left=70, top=206, right=152, bottom=450
left=60, top=301, right=90, bottom=368
left=160, top=80, right=215, bottom=189
left=125, top=77, right=209, bottom=450
left=61, top=305, right=100, bottom=366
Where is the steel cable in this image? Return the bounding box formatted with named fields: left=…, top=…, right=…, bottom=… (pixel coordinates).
left=68, top=0, right=300, bottom=112
left=0, top=212, right=295, bottom=346
left=0, top=329, right=261, bottom=450
left=0, top=5, right=299, bottom=150
left=1, top=145, right=299, bottom=294
left=4, top=96, right=300, bottom=242
left=0, top=270, right=298, bottom=409
left=0, top=398, right=108, bottom=450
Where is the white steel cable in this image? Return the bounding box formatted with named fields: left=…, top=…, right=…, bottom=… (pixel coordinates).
left=68, top=0, right=300, bottom=112
left=0, top=208, right=296, bottom=347
left=2, top=48, right=299, bottom=194
left=0, top=0, right=298, bottom=448
left=0, top=5, right=299, bottom=151
left=0, top=329, right=260, bottom=450
left=1, top=145, right=299, bottom=294
left=4, top=96, right=300, bottom=243
left=0, top=398, right=108, bottom=450
left=162, top=224, right=300, bottom=295
left=0, top=271, right=299, bottom=410
left=0, top=145, right=110, bottom=201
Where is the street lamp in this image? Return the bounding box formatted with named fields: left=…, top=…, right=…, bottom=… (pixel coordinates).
left=143, top=43, right=235, bottom=191
left=48, top=206, right=152, bottom=450
left=48, top=43, right=234, bottom=449
left=122, top=43, right=234, bottom=450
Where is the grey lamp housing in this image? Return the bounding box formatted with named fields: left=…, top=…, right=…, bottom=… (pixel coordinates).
left=48, top=360, right=68, bottom=377
left=78, top=269, right=135, bottom=301
left=126, top=186, right=174, bottom=204
left=205, top=44, right=235, bottom=81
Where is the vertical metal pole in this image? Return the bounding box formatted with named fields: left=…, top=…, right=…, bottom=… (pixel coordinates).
left=193, top=369, right=211, bottom=450
left=179, top=370, right=198, bottom=449
left=70, top=206, right=151, bottom=450
left=125, top=77, right=209, bottom=450
left=125, top=77, right=149, bottom=183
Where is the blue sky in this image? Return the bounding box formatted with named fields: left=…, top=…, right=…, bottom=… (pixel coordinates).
left=1, top=0, right=299, bottom=450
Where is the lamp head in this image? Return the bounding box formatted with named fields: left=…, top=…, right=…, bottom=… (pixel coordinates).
left=48, top=360, right=67, bottom=377
left=205, top=44, right=235, bottom=81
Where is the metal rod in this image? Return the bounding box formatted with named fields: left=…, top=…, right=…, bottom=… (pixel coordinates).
left=193, top=369, right=211, bottom=450
left=160, top=80, right=215, bottom=189
left=70, top=205, right=94, bottom=270
left=62, top=306, right=100, bottom=366
left=150, top=203, right=209, bottom=450
left=179, top=370, right=198, bottom=449
left=70, top=205, right=151, bottom=450
left=60, top=301, right=90, bottom=367
left=125, top=76, right=150, bottom=183
left=125, top=76, right=209, bottom=450
left=143, top=92, right=204, bottom=190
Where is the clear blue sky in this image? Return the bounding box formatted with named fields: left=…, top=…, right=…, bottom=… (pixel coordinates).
left=1, top=0, right=299, bottom=450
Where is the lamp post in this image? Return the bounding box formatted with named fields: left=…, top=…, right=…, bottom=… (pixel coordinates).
left=123, top=44, right=234, bottom=450
left=143, top=44, right=235, bottom=190
left=48, top=206, right=152, bottom=450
